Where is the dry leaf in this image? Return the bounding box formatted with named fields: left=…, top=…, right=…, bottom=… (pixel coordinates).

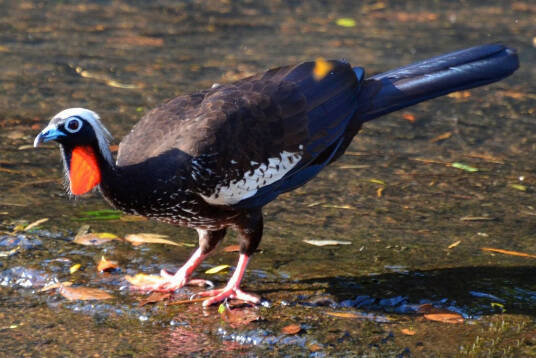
left=281, top=324, right=302, bottom=335
left=205, top=264, right=230, bottom=274
left=125, top=273, right=165, bottom=287
left=401, top=328, right=416, bottom=335
left=221, top=307, right=260, bottom=328
left=482, top=247, right=536, bottom=259
left=139, top=292, right=171, bottom=306
left=376, top=187, right=384, bottom=197
left=24, top=218, right=48, bottom=231
left=73, top=232, right=121, bottom=245
left=424, top=312, right=464, bottom=324
left=325, top=312, right=361, bottom=318
left=303, top=240, right=351, bottom=247
left=313, top=58, right=334, bottom=81
left=223, top=245, right=240, bottom=253
left=124, top=233, right=181, bottom=246
left=69, top=263, right=81, bottom=274
left=447, top=90, right=471, bottom=99
left=39, top=281, right=72, bottom=292
left=321, top=204, right=355, bottom=210
left=448, top=240, right=461, bottom=249
left=402, top=113, right=416, bottom=123
left=418, top=304, right=464, bottom=324
left=460, top=216, right=495, bottom=221
left=97, top=256, right=119, bottom=272
left=59, top=286, right=113, bottom=301
left=429, top=131, right=452, bottom=143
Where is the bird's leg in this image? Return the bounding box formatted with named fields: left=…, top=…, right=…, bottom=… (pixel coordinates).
left=133, top=228, right=226, bottom=292
left=198, top=210, right=263, bottom=306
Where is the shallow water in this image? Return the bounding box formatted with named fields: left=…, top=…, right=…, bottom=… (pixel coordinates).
left=1, top=0, right=535, bottom=356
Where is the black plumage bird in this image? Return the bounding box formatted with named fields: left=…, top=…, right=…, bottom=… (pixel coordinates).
left=34, top=44, right=518, bottom=306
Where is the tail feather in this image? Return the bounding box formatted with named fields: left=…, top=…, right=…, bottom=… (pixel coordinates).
left=354, top=44, right=519, bottom=122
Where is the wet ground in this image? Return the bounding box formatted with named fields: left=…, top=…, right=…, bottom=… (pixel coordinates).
left=1, top=0, right=535, bottom=356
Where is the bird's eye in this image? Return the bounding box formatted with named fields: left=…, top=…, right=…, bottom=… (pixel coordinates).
left=65, top=118, right=82, bottom=133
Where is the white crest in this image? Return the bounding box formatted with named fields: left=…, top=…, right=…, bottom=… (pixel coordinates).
left=53, top=108, right=114, bottom=165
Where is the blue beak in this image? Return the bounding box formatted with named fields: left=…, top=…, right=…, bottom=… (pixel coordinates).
left=34, top=126, right=66, bottom=147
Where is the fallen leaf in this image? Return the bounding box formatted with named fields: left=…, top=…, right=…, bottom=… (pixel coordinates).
left=321, top=204, right=356, bottom=210
left=451, top=162, right=478, bottom=172
left=418, top=304, right=464, bottom=324
left=223, top=245, right=240, bottom=253
left=447, top=90, right=471, bottom=99
left=125, top=273, right=165, bottom=287
left=460, top=216, right=496, bottom=221
left=69, top=263, right=81, bottom=274
left=369, top=179, right=386, bottom=185
left=124, top=233, right=182, bottom=246
left=509, top=184, right=527, bottom=191
left=39, top=281, right=72, bottom=292
left=482, top=247, right=536, bottom=259
left=423, top=312, right=464, bottom=324
left=221, top=307, right=260, bottom=328
left=335, top=18, right=356, bottom=27
left=401, top=328, right=416, bottom=335
left=97, top=256, right=119, bottom=272
left=73, top=232, right=121, bottom=245
left=205, top=265, right=230, bottom=274
left=376, top=187, right=384, bottom=197
left=402, top=113, right=416, bottom=123
left=325, top=312, right=361, bottom=318
left=139, top=292, right=171, bottom=306
left=281, top=324, right=302, bottom=335
left=313, top=58, right=333, bottom=81
left=303, top=240, right=351, bottom=247
left=429, top=131, right=452, bottom=143
left=24, top=218, right=48, bottom=231
left=59, top=286, right=113, bottom=301
left=448, top=240, right=461, bottom=249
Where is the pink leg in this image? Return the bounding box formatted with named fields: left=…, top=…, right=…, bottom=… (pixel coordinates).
left=131, top=248, right=212, bottom=292
left=198, top=254, right=260, bottom=306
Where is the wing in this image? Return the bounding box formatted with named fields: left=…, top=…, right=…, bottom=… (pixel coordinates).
left=118, top=60, right=361, bottom=208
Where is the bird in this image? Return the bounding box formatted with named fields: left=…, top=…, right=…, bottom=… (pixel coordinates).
left=34, top=44, right=518, bottom=306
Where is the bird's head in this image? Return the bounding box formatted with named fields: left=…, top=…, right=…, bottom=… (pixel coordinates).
left=34, top=108, right=114, bottom=196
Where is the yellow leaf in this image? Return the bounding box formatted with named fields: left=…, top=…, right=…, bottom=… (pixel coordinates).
left=325, top=312, right=361, bottom=318
left=205, top=264, right=230, bottom=274
left=335, top=18, right=356, bottom=27
left=448, top=240, right=461, bottom=249
left=124, top=233, right=182, bottom=246
left=125, top=273, right=165, bottom=287
left=73, top=232, right=121, bottom=245
left=24, top=218, right=48, bottom=231
left=69, top=264, right=81, bottom=274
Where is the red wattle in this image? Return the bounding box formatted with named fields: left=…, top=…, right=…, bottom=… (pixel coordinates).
left=69, top=146, right=101, bottom=195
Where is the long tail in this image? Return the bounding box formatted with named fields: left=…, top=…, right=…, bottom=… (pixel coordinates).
left=353, top=44, right=519, bottom=122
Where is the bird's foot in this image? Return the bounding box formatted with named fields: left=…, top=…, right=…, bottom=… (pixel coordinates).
left=128, top=269, right=213, bottom=292
left=197, top=285, right=260, bottom=306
